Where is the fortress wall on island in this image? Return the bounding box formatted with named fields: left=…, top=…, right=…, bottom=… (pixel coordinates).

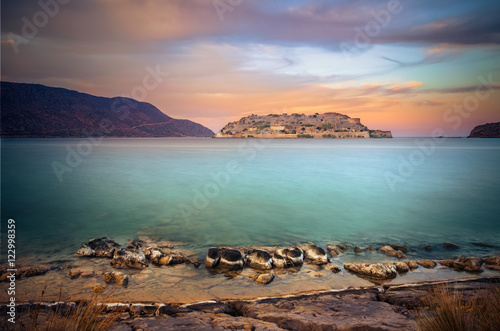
left=214, top=131, right=371, bottom=139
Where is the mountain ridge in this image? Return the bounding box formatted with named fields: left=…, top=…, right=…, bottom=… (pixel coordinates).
left=468, top=122, right=500, bottom=138
left=0, top=82, right=214, bottom=137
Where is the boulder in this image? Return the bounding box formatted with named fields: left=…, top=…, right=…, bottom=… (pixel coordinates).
left=75, top=237, right=120, bottom=258
left=439, top=257, right=483, bottom=272
left=272, top=253, right=288, bottom=268
left=111, top=249, right=148, bottom=269
left=442, top=242, right=460, bottom=249
left=422, top=245, right=433, bottom=250
left=366, top=245, right=376, bottom=252
left=484, top=255, right=500, bottom=266
left=395, top=262, right=410, bottom=273
left=302, top=245, right=328, bottom=265
left=472, top=242, right=495, bottom=248
left=276, top=247, right=304, bottom=266
left=328, top=265, right=341, bottom=273
left=249, top=273, right=275, bottom=285
left=69, top=267, right=95, bottom=279
left=354, top=246, right=362, bottom=254
left=379, top=245, right=406, bottom=259
left=205, top=248, right=220, bottom=268
left=219, top=249, right=244, bottom=269
left=389, top=244, right=411, bottom=253
left=327, top=244, right=346, bottom=256
left=103, top=271, right=129, bottom=286
left=405, top=261, right=419, bottom=270
left=417, top=260, right=436, bottom=269
left=344, top=263, right=397, bottom=279
left=246, top=250, right=273, bottom=270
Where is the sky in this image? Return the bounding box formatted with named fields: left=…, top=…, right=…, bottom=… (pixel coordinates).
left=1, top=0, right=500, bottom=136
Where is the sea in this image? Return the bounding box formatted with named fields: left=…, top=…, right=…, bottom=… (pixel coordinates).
left=2, top=137, right=500, bottom=265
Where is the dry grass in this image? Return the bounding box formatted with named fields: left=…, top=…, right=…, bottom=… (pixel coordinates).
left=417, top=285, right=500, bottom=331
left=4, top=285, right=119, bottom=331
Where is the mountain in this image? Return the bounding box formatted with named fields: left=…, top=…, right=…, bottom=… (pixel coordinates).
left=0, top=82, right=214, bottom=137
left=214, top=113, right=392, bottom=138
left=468, top=122, right=500, bottom=138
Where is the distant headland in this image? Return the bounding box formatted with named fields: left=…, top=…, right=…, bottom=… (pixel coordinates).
left=214, top=112, right=392, bottom=138
left=468, top=122, right=500, bottom=138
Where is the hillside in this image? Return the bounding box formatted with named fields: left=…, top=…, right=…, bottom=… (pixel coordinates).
left=468, top=122, right=500, bottom=138
left=0, top=82, right=214, bottom=137
left=214, top=113, right=392, bottom=139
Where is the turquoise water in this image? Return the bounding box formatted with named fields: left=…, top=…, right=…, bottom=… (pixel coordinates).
left=1, top=138, right=500, bottom=263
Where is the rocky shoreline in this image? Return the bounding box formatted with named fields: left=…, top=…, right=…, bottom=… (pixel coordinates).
left=2, top=277, right=499, bottom=330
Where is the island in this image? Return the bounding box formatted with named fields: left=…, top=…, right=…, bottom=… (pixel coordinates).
left=214, top=112, right=392, bottom=138
left=468, top=122, right=500, bottom=138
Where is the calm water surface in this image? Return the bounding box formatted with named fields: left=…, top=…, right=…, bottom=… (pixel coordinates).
left=2, top=138, right=500, bottom=263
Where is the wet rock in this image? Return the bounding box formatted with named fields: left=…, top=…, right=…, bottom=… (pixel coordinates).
left=69, top=267, right=95, bottom=279
left=188, top=302, right=233, bottom=315
left=276, top=247, right=303, bottom=266
left=204, top=248, right=220, bottom=268
left=472, top=242, right=495, bottom=248
left=389, top=244, right=411, bottom=253
left=111, top=249, right=148, bottom=269
left=484, top=255, right=500, bottom=266
left=272, top=253, right=288, bottom=268
left=395, top=262, right=410, bottom=273
left=422, top=245, right=433, bottom=250
left=302, top=245, right=328, bottom=265
left=246, top=250, right=273, bottom=270
left=406, top=261, right=419, bottom=270
left=344, top=263, right=398, bottom=279
left=354, top=246, right=362, bottom=254
left=249, top=273, right=275, bottom=285
left=366, top=245, right=376, bottom=252
left=442, top=242, right=460, bottom=249
left=144, top=247, right=163, bottom=264
left=1, top=265, right=54, bottom=281
left=379, top=245, right=406, bottom=259
left=417, top=260, right=436, bottom=268
left=484, top=264, right=500, bottom=271
left=75, top=237, right=120, bottom=258
left=219, top=249, right=244, bottom=269
left=439, top=257, right=483, bottom=272
left=326, top=244, right=346, bottom=256
left=103, top=271, right=129, bottom=286
left=328, top=265, right=341, bottom=273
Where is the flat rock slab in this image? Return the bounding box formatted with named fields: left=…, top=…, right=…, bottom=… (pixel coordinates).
left=231, top=292, right=417, bottom=331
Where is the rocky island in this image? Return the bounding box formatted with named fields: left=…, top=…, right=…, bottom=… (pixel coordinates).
left=468, top=122, right=500, bottom=138
left=214, top=112, right=392, bottom=139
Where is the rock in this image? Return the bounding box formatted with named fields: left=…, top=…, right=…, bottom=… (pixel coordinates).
left=406, top=261, right=419, bottom=270
left=272, top=253, right=288, bottom=268
left=69, top=267, right=95, bottom=279
left=219, top=249, right=244, bottom=269
left=188, top=302, right=233, bottom=315
left=327, top=244, right=346, bottom=256
left=328, top=265, right=341, bottom=273
left=484, top=265, right=500, bottom=271
left=309, top=272, right=324, bottom=278
left=389, top=244, right=411, bottom=253
left=204, top=248, right=220, bottom=268
left=230, top=291, right=416, bottom=330
left=302, top=245, right=328, bottom=265
left=144, top=247, right=163, bottom=264
left=439, top=257, right=483, bottom=272
left=354, top=246, right=362, bottom=254
left=472, top=242, right=495, bottom=248
left=103, top=271, right=129, bottom=286
left=75, top=237, right=120, bottom=258
left=395, top=262, right=410, bottom=273
left=276, top=247, right=303, bottom=266
left=442, top=242, right=460, bottom=249
left=344, top=263, right=397, bottom=279
left=158, top=256, right=173, bottom=265
left=484, top=255, right=500, bottom=266
left=111, top=249, right=148, bottom=269
left=417, top=260, right=436, bottom=268
left=2, top=265, right=53, bottom=281
left=422, top=245, right=433, bottom=250
left=249, top=273, right=275, bottom=285
left=468, top=122, right=500, bottom=138
left=366, top=245, right=376, bottom=252
left=379, top=245, right=406, bottom=259
left=246, top=250, right=273, bottom=270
